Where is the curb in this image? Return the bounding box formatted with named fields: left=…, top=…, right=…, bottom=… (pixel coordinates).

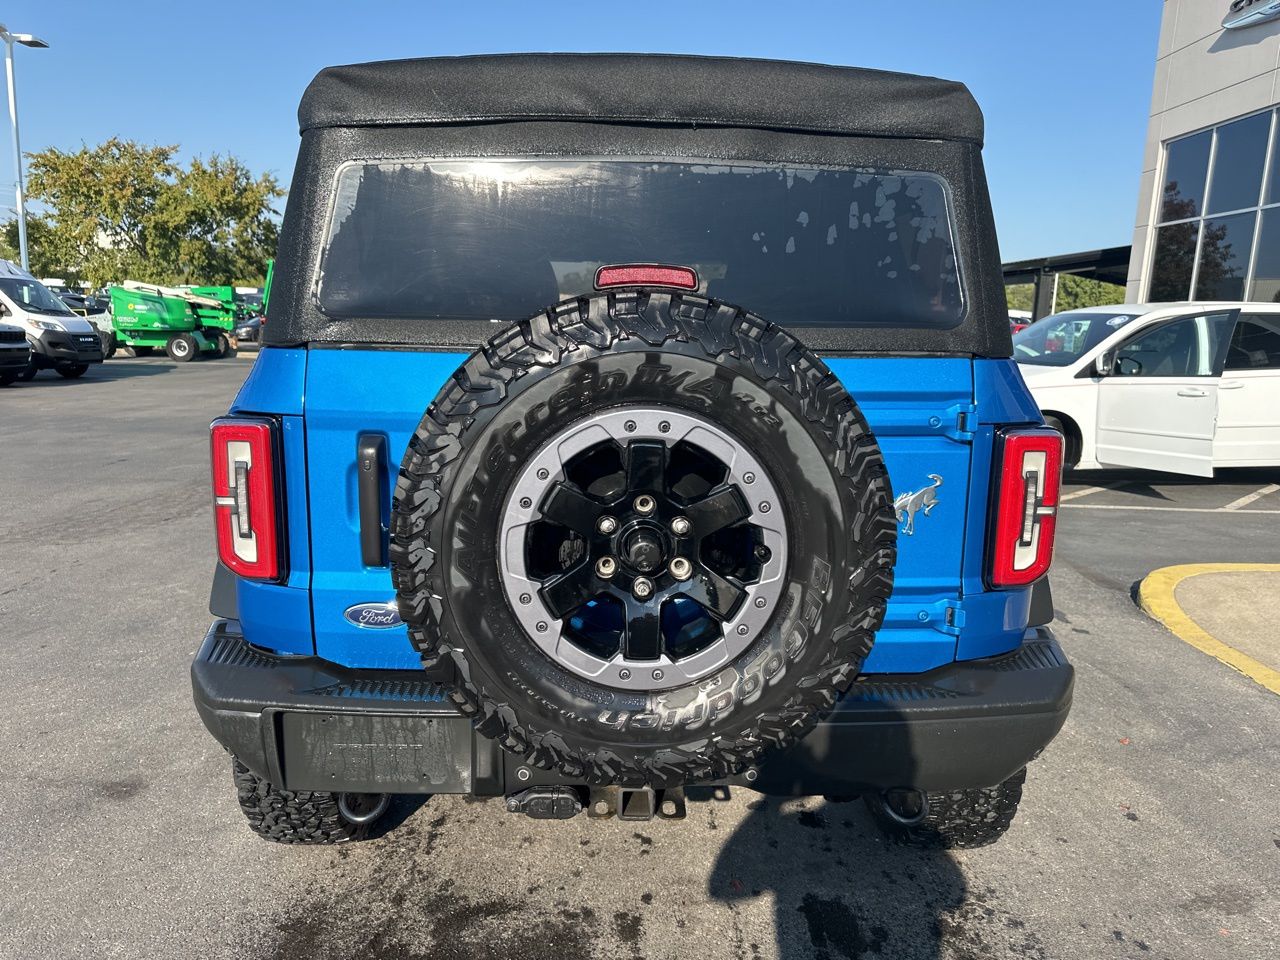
left=1138, top=563, right=1280, bottom=696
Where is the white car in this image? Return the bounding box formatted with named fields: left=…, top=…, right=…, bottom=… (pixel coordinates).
left=1014, top=303, right=1280, bottom=477
left=0, top=260, right=104, bottom=379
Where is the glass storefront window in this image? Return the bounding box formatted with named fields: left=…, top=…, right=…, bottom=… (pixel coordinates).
left=1249, top=208, right=1280, bottom=302
left=1195, top=211, right=1256, bottom=300
left=1151, top=110, right=1280, bottom=302
left=1149, top=222, right=1199, bottom=302
left=1205, top=113, right=1270, bottom=214
left=1161, top=130, right=1211, bottom=222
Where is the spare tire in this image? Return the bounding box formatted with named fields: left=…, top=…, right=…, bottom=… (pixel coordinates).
left=391, top=291, right=896, bottom=786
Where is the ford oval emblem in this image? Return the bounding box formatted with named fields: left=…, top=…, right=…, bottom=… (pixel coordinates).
left=343, top=601, right=404, bottom=629
left=1224, top=0, right=1280, bottom=30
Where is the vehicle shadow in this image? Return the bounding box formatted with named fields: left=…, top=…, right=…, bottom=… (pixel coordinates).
left=1067, top=466, right=1280, bottom=499
left=707, top=790, right=968, bottom=959
left=14, top=361, right=178, bottom=385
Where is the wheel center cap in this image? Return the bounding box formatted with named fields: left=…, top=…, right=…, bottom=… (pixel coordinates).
left=622, top=528, right=664, bottom=574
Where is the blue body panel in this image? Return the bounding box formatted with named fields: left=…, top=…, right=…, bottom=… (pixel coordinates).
left=305, top=348, right=468, bottom=668
left=825, top=358, right=973, bottom=673
left=227, top=346, right=1045, bottom=675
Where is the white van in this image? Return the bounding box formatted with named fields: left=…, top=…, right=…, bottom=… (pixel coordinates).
left=1014, top=303, right=1280, bottom=477
left=0, top=260, right=103, bottom=380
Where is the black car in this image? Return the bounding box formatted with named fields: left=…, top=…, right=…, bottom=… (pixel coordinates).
left=233, top=315, right=262, bottom=343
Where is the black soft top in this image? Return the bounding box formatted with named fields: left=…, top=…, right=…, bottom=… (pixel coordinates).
left=298, top=53, right=984, bottom=145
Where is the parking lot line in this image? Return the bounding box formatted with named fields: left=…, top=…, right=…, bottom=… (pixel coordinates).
left=1221, top=483, right=1280, bottom=511
left=1061, top=503, right=1280, bottom=514
left=1060, top=484, right=1116, bottom=502
left=1138, top=564, right=1280, bottom=695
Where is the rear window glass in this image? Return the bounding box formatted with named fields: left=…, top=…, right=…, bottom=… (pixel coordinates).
left=316, top=160, right=964, bottom=328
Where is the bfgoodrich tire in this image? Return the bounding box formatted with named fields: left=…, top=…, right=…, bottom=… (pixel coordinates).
left=390, top=291, right=897, bottom=787
left=231, top=757, right=386, bottom=844
left=863, top=768, right=1027, bottom=849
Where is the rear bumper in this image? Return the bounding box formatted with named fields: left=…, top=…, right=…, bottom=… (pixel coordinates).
left=192, top=620, right=1072, bottom=796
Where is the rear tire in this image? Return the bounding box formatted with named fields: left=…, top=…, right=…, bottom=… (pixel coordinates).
left=102, top=334, right=117, bottom=360
left=863, top=768, right=1026, bottom=849
left=231, top=757, right=386, bottom=844
left=166, top=333, right=197, bottom=362
left=1042, top=415, right=1079, bottom=470
left=56, top=364, right=90, bottom=379
left=211, top=332, right=233, bottom=359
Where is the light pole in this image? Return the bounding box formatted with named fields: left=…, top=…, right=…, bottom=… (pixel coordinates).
left=0, top=24, right=48, bottom=272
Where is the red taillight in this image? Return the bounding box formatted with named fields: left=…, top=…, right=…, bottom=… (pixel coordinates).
left=210, top=417, right=282, bottom=581
left=594, top=263, right=699, bottom=290
left=989, top=428, right=1063, bottom=588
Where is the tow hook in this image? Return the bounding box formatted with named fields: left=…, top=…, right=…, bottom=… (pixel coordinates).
left=504, top=787, right=583, bottom=820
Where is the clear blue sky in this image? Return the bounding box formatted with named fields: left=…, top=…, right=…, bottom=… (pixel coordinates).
left=2, top=0, right=1162, bottom=262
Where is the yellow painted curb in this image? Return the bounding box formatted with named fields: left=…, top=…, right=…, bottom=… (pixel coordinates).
left=1138, top=563, right=1280, bottom=696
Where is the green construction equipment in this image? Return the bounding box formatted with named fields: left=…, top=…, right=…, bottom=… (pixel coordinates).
left=108, top=282, right=233, bottom=362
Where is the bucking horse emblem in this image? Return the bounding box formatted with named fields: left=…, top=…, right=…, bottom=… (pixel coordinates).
left=894, top=474, right=943, bottom=535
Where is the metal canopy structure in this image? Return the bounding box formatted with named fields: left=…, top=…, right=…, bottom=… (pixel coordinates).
left=1002, top=245, right=1132, bottom=320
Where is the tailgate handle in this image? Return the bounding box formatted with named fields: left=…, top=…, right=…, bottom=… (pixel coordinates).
left=357, top=434, right=388, bottom=567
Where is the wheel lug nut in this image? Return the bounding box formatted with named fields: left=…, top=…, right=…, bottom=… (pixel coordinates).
left=669, top=557, right=692, bottom=581
left=597, top=516, right=618, bottom=535
left=596, top=556, right=617, bottom=579
left=652, top=669, right=664, bottom=681
left=633, top=577, right=654, bottom=599
left=670, top=517, right=691, bottom=536
left=619, top=668, right=632, bottom=681
left=736, top=624, right=749, bottom=636
left=633, top=495, right=656, bottom=516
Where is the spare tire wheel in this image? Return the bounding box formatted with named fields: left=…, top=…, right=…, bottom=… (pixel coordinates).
left=390, top=291, right=897, bottom=787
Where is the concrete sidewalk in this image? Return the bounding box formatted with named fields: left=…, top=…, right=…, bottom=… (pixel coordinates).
left=1139, top=564, right=1280, bottom=695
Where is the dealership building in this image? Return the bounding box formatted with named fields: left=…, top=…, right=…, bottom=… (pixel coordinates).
left=1127, top=0, right=1280, bottom=302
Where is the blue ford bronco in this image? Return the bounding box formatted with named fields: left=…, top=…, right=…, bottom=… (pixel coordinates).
left=193, top=54, right=1072, bottom=847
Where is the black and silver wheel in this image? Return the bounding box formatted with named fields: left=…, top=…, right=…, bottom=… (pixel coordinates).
left=863, top=768, right=1027, bottom=849
left=391, top=290, right=897, bottom=787
left=231, top=757, right=388, bottom=844
left=499, top=407, right=787, bottom=692
left=166, top=333, right=197, bottom=362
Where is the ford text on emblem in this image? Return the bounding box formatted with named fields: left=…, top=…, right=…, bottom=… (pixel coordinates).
left=1224, top=0, right=1280, bottom=30
left=343, top=601, right=403, bottom=629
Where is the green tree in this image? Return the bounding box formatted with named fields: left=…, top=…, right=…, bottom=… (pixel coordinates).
left=1005, top=275, right=1125, bottom=315
left=1054, top=274, right=1126, bottom=311
left=11, top=138, right=282, bottom=287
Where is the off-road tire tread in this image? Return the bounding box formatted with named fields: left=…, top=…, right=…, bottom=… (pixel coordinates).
left=866, top=768, right=1027, bottom=849
left=231, top=757, right=368, bottom=844
left=390, top=290, right=896, bottom=786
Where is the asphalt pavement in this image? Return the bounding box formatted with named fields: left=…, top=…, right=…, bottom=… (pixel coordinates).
left=0, top=356, right=1277, bottom=960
